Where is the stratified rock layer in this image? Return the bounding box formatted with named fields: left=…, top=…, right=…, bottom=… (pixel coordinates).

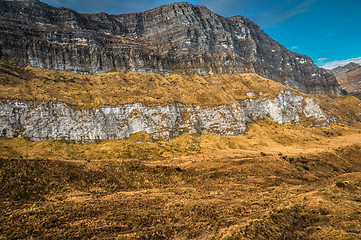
left=332, top=63, right=361, bottom=99
left=0, top=91, right=327, bottom=141
left=0, top=0, right=340, bottom=94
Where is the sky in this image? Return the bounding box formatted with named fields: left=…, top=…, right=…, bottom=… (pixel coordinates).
left=41, top=0, right=361, bottom=69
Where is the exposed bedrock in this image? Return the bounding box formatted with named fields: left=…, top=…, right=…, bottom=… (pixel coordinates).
left=0, top=0, right=341, bottom=94
left=0, top=91, right=327, bottom=141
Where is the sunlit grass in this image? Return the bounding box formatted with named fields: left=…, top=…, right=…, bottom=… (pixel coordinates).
left=0, top=61, right=300, bottom=109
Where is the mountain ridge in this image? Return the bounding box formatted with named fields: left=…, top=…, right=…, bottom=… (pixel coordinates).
left=0, top=0, right=341, bottom=94
left=332, top=62, right=361, bottom=99
left=1, top=2, right=361, bottom=239
left=1, top=61, right=339, bottom=141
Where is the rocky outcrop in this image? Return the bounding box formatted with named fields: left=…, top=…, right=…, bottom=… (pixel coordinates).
left=332, top=62, right=361, bottom=78
left=0, top=0, right=341, bottom=94
left=332, top=63, right=361, bottom=99
left=0, top=91, right=327, bottom=141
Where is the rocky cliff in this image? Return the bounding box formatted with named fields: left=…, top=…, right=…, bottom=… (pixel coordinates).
left=0, top=91, right=327, bottom=141
left=0, top=0, right=341, bottom=94
left=0, top=61, right=336, bottom=141
left=332, top=62, right=361, bottom=99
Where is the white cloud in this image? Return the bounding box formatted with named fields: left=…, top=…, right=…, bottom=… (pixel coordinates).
left=317, top=58, right=328, bottom=61
left=320, top=57, right=361, bottom=70
left=291, top=46, right=298, bottom=50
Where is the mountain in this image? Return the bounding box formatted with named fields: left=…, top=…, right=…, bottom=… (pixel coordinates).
left=0, top=0, right=359, bottom=142
left=1, top=2, right=361, bottom=239
left=0, top=61, right=336, bottom=141
left=0, top=0, right=341, bottom=94
left=332, top=62, right=361, bottom=99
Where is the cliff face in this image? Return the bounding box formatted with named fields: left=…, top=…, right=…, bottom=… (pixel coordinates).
left=0, top=61, right=336, bottom=141
left=0, top=0, right=341, bottom=94
left=332, top=63, right=361, bottom=99
left=0, top=91, right=327, bottom=141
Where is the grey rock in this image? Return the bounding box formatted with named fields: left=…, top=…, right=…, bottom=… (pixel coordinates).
left=0, top=0, right=341, bottom=94
left=0, top=92, right=328, bottom=141
left=332, top=62, right=361, bottom=99
left=332, top=62, right=361, bottom=79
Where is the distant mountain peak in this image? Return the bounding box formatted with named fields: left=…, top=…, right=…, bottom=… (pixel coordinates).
left=344, top=62, right=361, bottom=68
left=332, top=62, right=361, bottom=99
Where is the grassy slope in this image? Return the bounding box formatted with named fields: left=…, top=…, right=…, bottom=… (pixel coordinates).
left=1, top=120, right=361, bottom=239
left=0, top=61, right=304, bottom=108
left=1, top=62, right=361, bottom=238
left=1, top=61, right=360, bottom=123
left=333, top=64, right=361, bottom=99
left=337, top=68, right=361, bottom=92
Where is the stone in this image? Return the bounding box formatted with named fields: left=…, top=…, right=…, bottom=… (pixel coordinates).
left=0, top=92, right=328, bottom=141
left=0, top=0, right=341, bottom=94
left=332, top=62, right=361, bottom=99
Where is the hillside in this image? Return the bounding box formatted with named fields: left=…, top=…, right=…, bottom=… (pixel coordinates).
left=1, top=121, right=361, bottom=239
left=1, top=61, right=360, bottom=142
left=0, top=0, right=341, bottom=94
left=0, top=1, right=361, bottom=239
left=332, top=62, right=361, bottom=99
left=0, top=61, right=299, bottom=108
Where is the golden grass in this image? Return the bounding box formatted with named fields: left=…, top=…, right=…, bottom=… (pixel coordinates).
left=337, top=71, right=361, bottom=93
left=1, top=61, right=361, bottom=239
left=0, top=61, right=295, bottom=109
left=2, top=61, right=360, bottom=125
left=0, top=120, right=360, bottom=161
left=1, top=121, right=361, bottom=239
left=315, top=94, right=361, bottom=122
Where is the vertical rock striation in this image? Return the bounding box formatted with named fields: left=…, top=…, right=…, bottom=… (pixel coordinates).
left=0, top=92, right=327, bottom=141
left=0, top=0, right=341, bottom=94
left=332, top=62, right=361, bottom=99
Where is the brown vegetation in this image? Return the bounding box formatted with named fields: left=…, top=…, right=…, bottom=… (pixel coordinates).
left=336, top=66, right=361, bottom=99
left=0, top=61, right=299, bottom=109
left=2, top=61, right=361, bottom=126
left=1, top=120, right=361, bottom=239
left=1, top=61, right=361, bottom=239
left=315, top=94, right=361, bottom=123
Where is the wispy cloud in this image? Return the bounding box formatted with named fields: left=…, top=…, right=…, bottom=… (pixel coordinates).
left=42, top=0, right=175, bottom=14
left=291, top=46, right=298, bottom=50
left=320, top=57, right=361, bottom=70
left=253, top=0, right=315, bottom=27
left=200, top=0, right=316, bottom=32
left=205, top=0, right=316, bottom=29
left=42, top=0, right=316, bottom=26
left=197, top=0, right=316, bottom=27
left=316, top=58, right=329, bottom=64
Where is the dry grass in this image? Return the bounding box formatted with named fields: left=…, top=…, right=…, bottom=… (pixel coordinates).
left=1, top=61, right=361, bottom=238
left=0, top=120, right=359, bottom=161
left=2, top=61, right=360, bottom=125
left=1, top=121, right=361, bottom=239
left=0, top=61, right=298, bottom=109
left=337, top=69, right=361, bottom=94
left=315, top=94, right=361, bottom=123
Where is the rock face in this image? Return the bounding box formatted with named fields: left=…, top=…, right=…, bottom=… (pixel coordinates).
left=332, top=63, right=361, bottom=99
left=332, top=62, right=361, bottom=79
left=0, top=0, right=341, bottom=94
left=0, top=91, right=327, bottom=141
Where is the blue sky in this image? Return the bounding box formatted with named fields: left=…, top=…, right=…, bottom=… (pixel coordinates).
left=42, top=0, right=361, bottom=69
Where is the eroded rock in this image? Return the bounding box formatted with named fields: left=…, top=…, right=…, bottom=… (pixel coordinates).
left=0, top=0, right=341, bottom=94
left=0, top=92, right=328, bottom=141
